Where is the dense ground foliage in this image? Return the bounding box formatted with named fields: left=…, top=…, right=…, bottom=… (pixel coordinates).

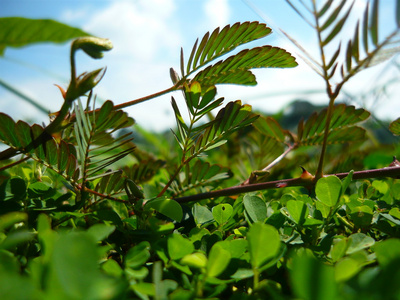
left=1, top=1, right=400, bottom=299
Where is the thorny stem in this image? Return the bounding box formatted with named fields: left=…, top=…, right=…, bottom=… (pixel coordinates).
left=242, top=143, right=296, bottom=185
left=311, top=1, right=400, bottom=179
left=174, top=165, right=400, bottom=203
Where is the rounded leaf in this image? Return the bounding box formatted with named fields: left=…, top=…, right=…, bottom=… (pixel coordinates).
left=247, top=222, right=281, bottom=269
left=316, top=176, right=342, bottom=207
left=212, top=203, right=233, bottom=225
left=145, top=197, right=183, bottom=222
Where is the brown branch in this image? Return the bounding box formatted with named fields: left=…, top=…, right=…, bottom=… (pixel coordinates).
left=174, top=166, right=400, bottom=203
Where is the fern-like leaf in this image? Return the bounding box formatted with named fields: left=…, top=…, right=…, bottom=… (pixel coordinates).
left=0, top=113, right=81, bottom=181
left=389, top=117, right=400, bottom=136
left=72, top=99, right=136, bottom=181
left=124, top=159, right=165, bottom=184
left=193, top=100, right=259, bottom=154
left=170, top=160, right=232, bottom=196
left=193, top=46, right=297, bottom=88
left=252, top=116, right=290, bottom=144
left=185, top=21, right=271, bottom=75
left=297, top=104, right=370, bottom=146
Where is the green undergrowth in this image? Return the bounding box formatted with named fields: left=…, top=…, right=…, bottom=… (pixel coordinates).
left=2, top=1, right=400, bottom=299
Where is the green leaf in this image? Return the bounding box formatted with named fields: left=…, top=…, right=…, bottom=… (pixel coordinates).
left=346, top=233, right=375, bottom=254
left=212, top=204, right=233, bottom=225
left=243, top=194, right=267, bottom=223
left=290, top=252, right=337, bottom=300
left=192, top=204, right=214, bottom=226
left=9, top=177, right=27, bottom=199
left=193, top=46, right=297, bottom=88
left=214, top=239, right=248, bottom=259
left=253, top=116, right=287, bottom=143
left=322, top=2, right=354, bottom=46
left=286, top=200, right=309, bottom=225
left=330, top=238, right=348, bottom=262
left=363, top=2, right=370, bottom=54
left=297, top=104, right=370, bottom=146
left=397, top=0, right=400, bottom=27
left=27, top=181, right=54, bottom=198
left=373, top=239, right=400, bottom=269
left=370, top=0, right=379, bottom=46
left=320, top=0, right=347, bottom=31
left=0, top=212, right=27, bottom=232
left=349, top=206, right=374, bottom=228
left=180, top=252, right=207, bottom=269
left=87, top=224, right=116, bottom=242
left=389, top=117, right=400, bottom=135
left=206, top=243, right=231, bottom=278
left=0, top=230, right=35, bottom=250
left=186, top=21, right=272, bottom=74
left=247, top=222, right=281, bottom=269
left=48, top=232, right=116, bottom=299
left=125, top=241, right=151, bottom=269
left=318, top=0, right=335, bottom=18
left=0, top=17, right=91, bottom=55
left=145, top=197, right=183, bottom=222
left=316, top=176, right=342, bottom=207
left=194, top=101, right=258, bottom=155
left=335, top=257, right=361, bottom=282
left=167, top=234, right=194, bottom=260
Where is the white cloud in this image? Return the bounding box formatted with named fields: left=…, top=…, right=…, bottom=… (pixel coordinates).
left=204, top=0, right=230, bottom=29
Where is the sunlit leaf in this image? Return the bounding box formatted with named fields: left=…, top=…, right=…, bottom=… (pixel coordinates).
left=243, top=194, right=267, bottom=223
left=167, top=234, right=194, bottom=260
left=0, top=17, right=91, bottom=55
left=253, top=116, right=287, bottom=143
left=316, top=176, right=342, bottom=207
left=370, top=0, right=379, bottom=46
left=320, top=0, right=347, bottom=31
left=247, top=222, right=281, bottom=269
left=193, top=46, right=297, bottom=88
left=212, top=203, right=233, bottom=225
left=145, top=197, right=183, bottom=222
left=206, top=243, right=231, bottom=277
left=389, top=117, right=400, bottom=135
left=318, top=0, right=335, bottom=18
left=297, top=104, right=370, bottom=146
left=322, top=2, right=355, bottom=46
left=187, top=21, right=272, bottom=74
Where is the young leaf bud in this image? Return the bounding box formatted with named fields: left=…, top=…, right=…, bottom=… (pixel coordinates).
left=65, top=68, right=106, bottom=101
left=170, top=67, right=180, bottom=84
left=72, top=37, right=113, bottom=59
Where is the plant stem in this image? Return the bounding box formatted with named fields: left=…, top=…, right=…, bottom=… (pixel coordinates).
left=174, top=166, right=400, bottom=203
left=113, top=84, right=180, bottom=110
left=242, top=143, right=296, bottom=185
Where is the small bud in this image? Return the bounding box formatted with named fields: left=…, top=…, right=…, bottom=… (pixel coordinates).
left=125, top=179, right=144, bottom=200
left=66, top=68, right=106, bottom=101
left=169, top=67, right=180, bottom=84
left=72, top=37, right=113, bottom=59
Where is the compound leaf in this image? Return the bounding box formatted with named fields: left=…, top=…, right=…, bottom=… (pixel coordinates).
left=193, top=46, right=297, bottom=88
left=297, top=104, right=370, bottom=146
left=186, top=21, right=272, bottom=74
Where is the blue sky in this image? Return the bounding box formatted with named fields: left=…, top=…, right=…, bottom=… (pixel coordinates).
left=1, top=0, right=399, bottom=131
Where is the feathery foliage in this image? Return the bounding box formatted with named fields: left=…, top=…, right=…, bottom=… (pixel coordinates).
left=1, top=3, right=400, bottom=299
